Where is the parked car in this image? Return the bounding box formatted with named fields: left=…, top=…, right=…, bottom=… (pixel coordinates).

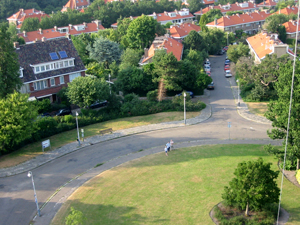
left=206, top=71, right=211, bottom=76
left=41, top=112, right=51, bottom=117
left=204, top=65, right=211, bottom=72
left=225, top=70, right=232, bottom=78
left=223, top=46, right=229, bottom=51
left=56, top=109, right=72, bottom=116
left=176, top=91, right=194, bottom=98
left=204, top=59, right=210, bottom=66
left=216, top=49, right=225, bottom=55
left=224, top=65, right=230, bottom=71
left=225, top=59, right=230, bottom=65
left=207, top=82, right=214, bottom=90
left=89, top=100, right=108, bottom=109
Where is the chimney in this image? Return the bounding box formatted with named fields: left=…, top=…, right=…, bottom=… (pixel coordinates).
left=192, top=21, right=195, bottom=24
left=33, top=8, right=35, bottom=13
left=175, top=9, right=178, bottom=14
left=214, top=18, right=218, bottom=25
left=164, top=11, right=168, bottom=15
left=130, top=16, right=133, bottom=20
left=83, top=22, right=87, bottom=28
left=39, top=28, right=42, bottom=34
left=94, top=20, right=101, bottom=29
left=54, top=26, right=57, bottom=31
left=23, top=30, right=26, bottom=37
left=144, top=48, right=148, bottom=57
left=69, top=24, right=73, bottom=30
left=170, top=41, right=172, bottom=47
left=42, top=37, right=46, bottom=42
left=66, top=34, right=71, bottom=40
left=13, top=42, right=19, bottom=49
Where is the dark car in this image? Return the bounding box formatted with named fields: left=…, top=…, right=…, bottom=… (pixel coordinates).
left=56, top=109, right=72, bottom=116
left=223, top=46, right=229, bottom=51
left=89, top=100, right=108, bottom=109
left=176, top=91, right=194, bottom=98
left=41, top=112, right=51, bottom=117
left=207, top=82, right=214, bottom=90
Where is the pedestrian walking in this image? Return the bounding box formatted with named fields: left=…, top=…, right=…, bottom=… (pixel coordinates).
left=166, top=142, right=171, bottom=152
left=164, top=146, right=168, bottom=156
left=170, top=139, right=174, bottom=149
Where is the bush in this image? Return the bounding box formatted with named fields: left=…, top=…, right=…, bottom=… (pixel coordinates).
left=35, top=99, right=52, bottom=114
left=147, top=89, right=158, bottom=102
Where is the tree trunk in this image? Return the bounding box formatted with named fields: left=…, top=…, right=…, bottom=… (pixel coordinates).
left=245, top=202, right=249, bottom=217
left=297, top=158, right=300, bottom=170
left=157, top=78, right=166, bottom=102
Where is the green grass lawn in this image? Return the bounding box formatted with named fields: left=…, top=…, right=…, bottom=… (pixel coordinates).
left=51, top=144, right=300, bottom=225
left=0, top=111, right=200, bottom=168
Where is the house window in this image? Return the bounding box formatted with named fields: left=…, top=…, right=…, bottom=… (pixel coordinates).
left=60, top=76, right=64, bottom=84
left=46, top=64, right=50, bottom=70
left=34, top=80, right=48, bottom=90
left=50, top=78, right=55, bottom=86
left=256, top=22, right=260, bottom=25
left=64, top=61, right=69, bottom=67
left=35, top=67, right=40, bottom=73
left=69, top=73, right=81, bottom=82
left=41, top=65, right=45, bottom=71
left=69, top=60, right=74, bottom=66
left=246, top=23, right=251, bottom=27
left=59, top=61, right=63, bottom=68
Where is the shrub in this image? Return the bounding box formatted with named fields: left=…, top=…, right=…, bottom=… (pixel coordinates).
left=147, top=89, right=158, bottom=102
left=35, top=99, right=52, bottom=114
left=64, top=115, right=74, bottom=124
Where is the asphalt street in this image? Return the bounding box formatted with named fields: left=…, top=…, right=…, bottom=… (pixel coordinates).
left=0, top=54, right=274, bottom=225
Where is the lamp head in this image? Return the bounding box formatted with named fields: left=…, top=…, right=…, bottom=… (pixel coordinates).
left=184, top=93, right=186, bottom=97
left=27, top=171, right=32, bottom=178
left=76, top=111, right=79, bottom=116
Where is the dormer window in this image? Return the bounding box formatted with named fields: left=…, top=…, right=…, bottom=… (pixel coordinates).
left=19, top=67, right=24, bottom=78
left=32, top=58, right=75, bottom=74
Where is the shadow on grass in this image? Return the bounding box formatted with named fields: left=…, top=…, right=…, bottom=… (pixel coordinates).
left=52, top=200, right=169, bottom=225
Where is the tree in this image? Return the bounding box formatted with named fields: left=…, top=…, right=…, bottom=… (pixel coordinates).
left=7, top=23, right=25, bottom=44
left=265, top=60, right=300, bottom=169
left=119, top=48, right=142, bottom=70
left=205, top=9, right=223, bottom=23
left=0, top=23, right=22, bottom=98
left=187, top=0, right=205, bottom=13
left=65, top=207, right=86, bottom=225
left=222, top=158, right=280, bottom=216
left=124, top=15, right=157, bottom=49
left=200, top=28, right=225, bottom=54
left=87, top=36, right=122, bottom=69
left=183, top=30, right=206, bottom=52
left=226, top=10, right=243, bottom=16
left=152, top=50, right=181, bottom=91
left=199, top=14, right=208, bottom=32
left=185, top=49, right=208, bottom=70
left=20, top=17, right=40, bottom=32
left=278, top=25, right=287, bottom=43
left=264, top=14, right=288, bottom=33
left=0, top=92, right=38, bottom=154
left=67, top=76, right=110, bottom=108
left=226, top=43, right=249, bottom=63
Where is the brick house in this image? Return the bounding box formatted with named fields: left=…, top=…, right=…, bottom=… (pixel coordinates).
left=246, top=31, right=294, bottom=64
left=282, top=19, right=300, bottom=40
left=273, top=5, right=298, bottom=16
left=16, top=37, right=86, bottom=102
left=61, top=0, right=91, bottom=12
left=206, top=11, right=270, bottom=34
left=18, top=20, right=104, bottom=44
left=169, top=22, right=201, bottom=39
left=6, top=8, right=49, bottom=30
left=257, top=0, right=279, bottom=9
left=139, top=35, right=184, bottom=66
left=194, top=1, right=259, bottom=16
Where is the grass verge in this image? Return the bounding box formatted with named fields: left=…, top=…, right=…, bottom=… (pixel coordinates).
left=0, top=111, right=200, bottom=168
left=51, top=144, right=300, bottom=225
left=246, top=102, right=268, bottom=117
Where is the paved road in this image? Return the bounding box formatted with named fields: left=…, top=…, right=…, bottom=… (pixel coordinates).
left=0, top=54, right=275, bottom=225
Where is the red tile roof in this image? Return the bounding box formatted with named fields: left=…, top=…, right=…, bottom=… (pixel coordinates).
left=282, top=19, right=300, bottom=33
left=206, top=11, right=270, bottom=28
left=246, top=31, right=293, bottom=60
left=18, top=20, right=104, bottom=43
left=61, top=0, right=90, bottom=12
left=273, top=5, right=298, bottom=15
left=140, top=36, right=183, bottom=64
left=169, top=22, right=201, bottom=39
left=7, top=8, right=45, bottom=22
left=202, top=0, right=216, bottom=5
left=257, top=0, right=278, bottom=8
left=194, top=1, right=258, bottom=15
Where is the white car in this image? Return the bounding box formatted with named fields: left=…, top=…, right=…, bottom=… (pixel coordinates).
left=225, top=70, right=232, bottom=78
left=204, top=65, right=211, bottom=72
left=204, top=59, right=210, bottom=66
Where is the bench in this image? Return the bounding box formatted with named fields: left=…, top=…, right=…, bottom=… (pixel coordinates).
left=98, top=128, right=113, bottom=135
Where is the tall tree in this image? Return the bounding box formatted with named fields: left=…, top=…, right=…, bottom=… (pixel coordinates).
left=265, top=60, right=300, bottom=169
left=227, top=43, right=249, bottom=63
left=205, top=9, right=223, bottom=23
left=119, top=48, right=142, bottom=70
left=187, top=0, right=205, bottom=13
left=124, top=15, right=157, bottom=49
left=0, top=23, right=22, bottom=98
left=20, top=17, right=40, bottom=32
left=222, top=158, right=280, bottom=216
left=199, top=14, right=208, bottom=32
left=0, top=92, right=38, bottom=154
left=183, top=30, right=206, bottom=52
left=87, top=36, right=122, bottom=69
left=264, top=14, right=288, bottom=33
left=67, top=76, right=110, bottom=108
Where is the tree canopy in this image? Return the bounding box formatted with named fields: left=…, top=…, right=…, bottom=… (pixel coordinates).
left=0, top=23, right=22, bottom=98
left=222, top=158, right=280, bottom=216
left=226, top=43, right=249, bottom=63
left=204, top=9, right=223, bottom=23
left=183, top=30, right=206, bottom=52
left=67, top=76, right=110, bottom=108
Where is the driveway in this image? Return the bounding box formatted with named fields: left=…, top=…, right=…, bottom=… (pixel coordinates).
left=0, top=54, right=275, bottom=225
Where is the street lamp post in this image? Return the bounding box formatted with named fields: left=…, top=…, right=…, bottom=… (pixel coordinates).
left=184, top=92, right=186, bottom=125
left=109, top=74, right=111, bottom=95
left=227, top=32, right=229, bottom=46
left=236, top=79, right=240, bottom=106
left=76, top=111, right=80, bottom=146
left=27, top=171, right=41, bottom=217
